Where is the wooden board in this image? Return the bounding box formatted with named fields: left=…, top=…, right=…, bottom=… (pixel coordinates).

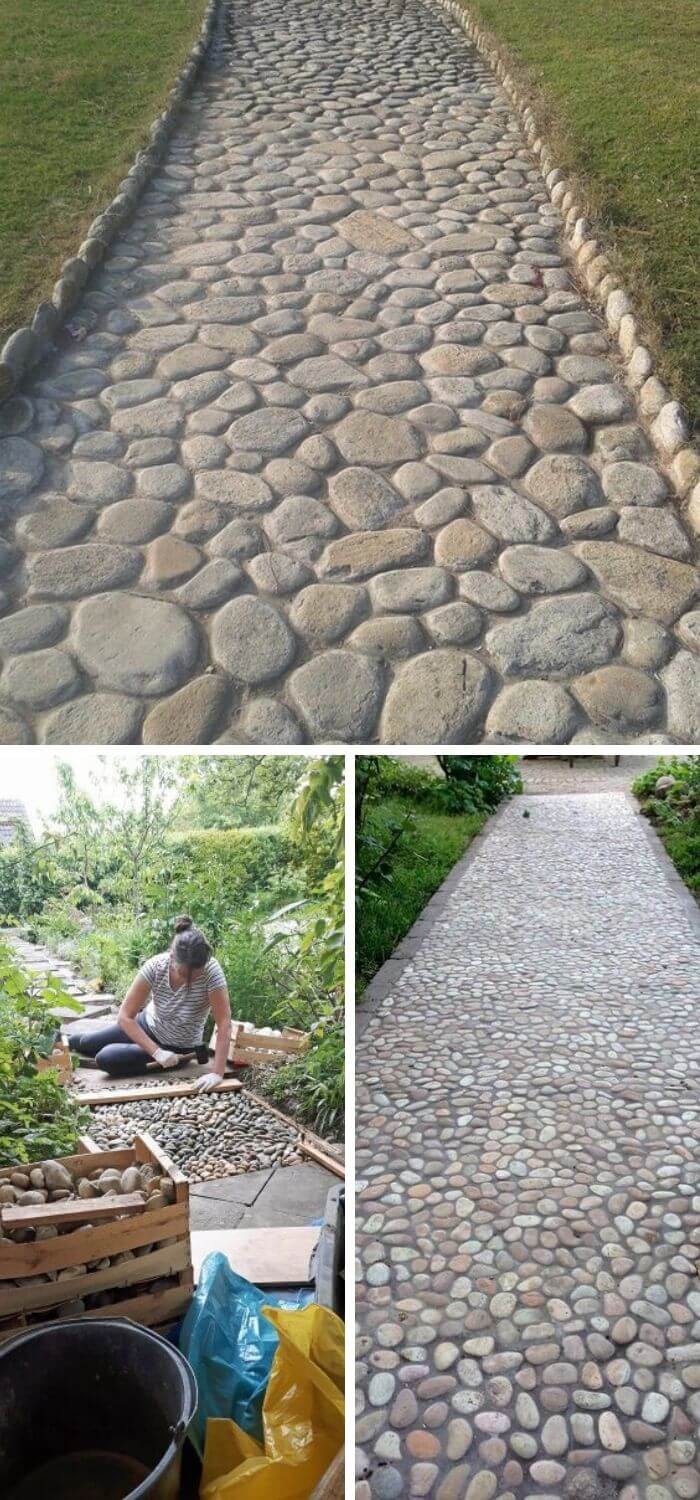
left=0, top=1239, right=191, bottom=1317
left=1, top=1191, right=148, bottom=1231
left=0, top=1279, right=193, bottom=1347
left=81, top=1078, right=244, bottom=1107
left=298, top=1140, right=345, bottom=1180
left=191, top=1226, right=320, bottom=1287
left=0, top=1203, right=188, bottom=1279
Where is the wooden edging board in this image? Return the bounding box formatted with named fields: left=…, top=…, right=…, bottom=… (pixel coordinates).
left=244, top=1090, right=345, bottom=1180
left=79, top=1078, right=244, bottom=1107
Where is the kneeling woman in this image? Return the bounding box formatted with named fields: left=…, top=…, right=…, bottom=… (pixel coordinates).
left=69, top=916, right=232, bottom=1094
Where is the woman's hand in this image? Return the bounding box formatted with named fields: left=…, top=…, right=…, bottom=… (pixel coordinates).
left=153, top=1047, right=180, bottom=1069
left=195, top=1071, right=224, bottom=1093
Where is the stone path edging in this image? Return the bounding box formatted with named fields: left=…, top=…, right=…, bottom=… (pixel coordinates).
left=0, top=0, right=221, bottom=406
left=428, top=0, right=700, bottom=535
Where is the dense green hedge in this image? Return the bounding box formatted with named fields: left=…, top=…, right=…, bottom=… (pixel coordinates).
left=166, top=826, right=296, bottom=909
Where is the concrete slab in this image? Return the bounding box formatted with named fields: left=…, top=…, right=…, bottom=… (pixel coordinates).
left=190, top=1162, right=336, bottom=1232
left=252, top=1162, right=338, bottom=1222
left=191, top=1168, right=275, bottom=1207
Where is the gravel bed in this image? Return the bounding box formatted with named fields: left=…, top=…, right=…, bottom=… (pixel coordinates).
left=87, top=1092, right=303, bottom=1181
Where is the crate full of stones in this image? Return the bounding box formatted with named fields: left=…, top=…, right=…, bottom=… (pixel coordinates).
left=230, top=1023, right=310, bottom=1068
left=0, top=1133, right=193, bottom=1343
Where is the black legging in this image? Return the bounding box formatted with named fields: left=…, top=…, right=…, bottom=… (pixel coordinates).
left=69, top=1021, right=196, bottom=1077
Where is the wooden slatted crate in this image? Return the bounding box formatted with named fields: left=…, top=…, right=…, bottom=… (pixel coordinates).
left=228, top=1025, right=310, bottom=1068
left=0, top=1133, right=193, bottom=1344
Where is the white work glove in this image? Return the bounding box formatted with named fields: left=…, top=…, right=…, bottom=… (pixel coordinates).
left=195, top=1071, right=224, bottom=1093
left=153, top=1047, right=180, bottom=1069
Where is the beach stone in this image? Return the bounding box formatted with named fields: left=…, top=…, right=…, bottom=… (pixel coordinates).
left=71, top=593, right=199, bottom=694
left=288, top=649, right=383, bottom=739
left=471, top=485, right=557, bottom=544
left=572, top=665, right=660, bottom=729
left=333, top=411, right=423, bottom=465
left=328, top=468, right=405, bottom=530
left=142, top=676, right=229, bottom=743
left=486, top=680, right=578, bottom=743
left=28, top=545, right=142, bottom=599
left=487, top=595, right=620, bottom=677
left=380, top=650, right=490, bottom=742
left=524, top=454, right=603, bottom=518
left=435, top=519, right=497, bottom=569
left=574, top=541, right=698, bottom=624
left=321, top=528, right=429, bottom=581
left=0, top=437, right=45, bottom=505
left=1, top=648, right=78, bottom=710
left=211, top=597, right=296, bottom=683
left=0, top=604, right=68, bottom=655
left=661, top=651, right=700, bottom=741
left=43, top=694, right=143, bottom=744
left=499, top=544, right=588, bottom=595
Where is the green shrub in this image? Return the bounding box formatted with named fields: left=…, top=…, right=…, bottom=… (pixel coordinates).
left=261, top=1024, right=345, bottom=1139
left=633, top=756, right=700, bottom=892
left=0, top=939, right=87, bottom=1165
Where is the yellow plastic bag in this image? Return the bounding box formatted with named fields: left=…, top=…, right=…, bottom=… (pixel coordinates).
left=200, top=1303, right=345, bottom=1499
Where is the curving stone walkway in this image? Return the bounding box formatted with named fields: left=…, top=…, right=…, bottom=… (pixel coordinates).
left=356, top=791, right=700, bottom=1499
left=0, top=0, right=698, bottom=744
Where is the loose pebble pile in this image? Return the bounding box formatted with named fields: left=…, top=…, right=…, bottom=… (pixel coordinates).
left=88, top=1092, right=303, bottom=1180
left=357, top=793, right=700, bottom=1500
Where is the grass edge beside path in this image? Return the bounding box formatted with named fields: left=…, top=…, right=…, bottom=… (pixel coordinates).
left=454, top=0, right=700, bottom=432
left=0, top=0, right=210, bottom=347
left=356, top=794, right=486, bottom=992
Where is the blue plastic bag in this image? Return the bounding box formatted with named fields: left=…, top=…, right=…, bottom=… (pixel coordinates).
left=178, top=1252, right=312, bottom=1456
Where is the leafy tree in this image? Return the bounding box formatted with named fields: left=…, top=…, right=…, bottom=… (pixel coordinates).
left=176, top=756, right=307, bottom=830
left=0, top=939, right=87, bottom=1165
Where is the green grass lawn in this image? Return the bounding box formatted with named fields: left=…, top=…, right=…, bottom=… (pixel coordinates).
left=356, top=797, right=486, bottom=991
left=458, top=0, right=699, bottom=429
left=0, top=0, right=208, bottom=346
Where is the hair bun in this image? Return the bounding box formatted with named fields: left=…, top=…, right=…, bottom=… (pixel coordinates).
left=174, top=914, right=194, bottom=933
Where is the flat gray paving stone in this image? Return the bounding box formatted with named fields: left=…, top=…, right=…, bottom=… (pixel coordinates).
left=357, top=789, right=700, bottom=1499
left=0, top=0, right=694, bottom=740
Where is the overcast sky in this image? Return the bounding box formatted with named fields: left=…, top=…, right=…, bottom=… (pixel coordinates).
left=0, top=751, right=179, bottom=832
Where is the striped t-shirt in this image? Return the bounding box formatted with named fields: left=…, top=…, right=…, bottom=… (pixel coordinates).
left=139, top=951, right=228, bottom=1048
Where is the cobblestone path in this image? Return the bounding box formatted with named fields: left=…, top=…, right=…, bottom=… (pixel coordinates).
left=0, top=0, right=698, bottom=745
left=356, top=793, right=700, bottom=1499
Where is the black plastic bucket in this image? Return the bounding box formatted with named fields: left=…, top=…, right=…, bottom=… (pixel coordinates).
left=0, top=1317, right=198, bottom=1499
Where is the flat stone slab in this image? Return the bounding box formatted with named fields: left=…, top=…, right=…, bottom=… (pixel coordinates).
left=357, top=792, right=700, bottom=1498
left=0, top=0, right=694, bottom=742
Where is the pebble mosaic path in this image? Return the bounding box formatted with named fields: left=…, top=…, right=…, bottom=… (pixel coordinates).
left=0, top=0, right=698, bottom=745
left=356, top=792, right=700, bottom=1499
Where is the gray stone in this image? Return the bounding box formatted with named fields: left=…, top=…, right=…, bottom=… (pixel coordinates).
left=499, top=544, right=588, bottom=595
left=487, top=594, right=621, bottom=677
left=265, top=496, right=337, bottom=545
left=458, top=571, right=520, bottom=612
left=471, top=484, right=557, bottom=544
left=328, top=468, right=405, bottom=530
left=1, top=648, right=78, bottom=710
left=623, top=617, right=672, bottom=668
left=424, top=601, right=482, bottom=646
left=66, top=461, right=131, bottom=506
left=524, top=454, right=603, bottom=518
left=226, top=407, right=308, bottom=454
left=0, top=706, right=32, bottom=743
left=176, top=559, right=243, bottom=609
left=16, top=500, right=95, bottom=550
left=0, top=436, right=45, bottom=506
left=661, top=651, right=700, bottom=742
left=617, top=506, right=691, bottom=560
left=349, top=615, right=425, bottom=660
left=0, top=604, right=68, bottom=655
left=380, top=649, right=491, bottom=742
left=486, top=680, right=578, bottom=743
left=43, top=694, right=143, bottom=744
left=288, top=649, right=384, bottom=739
left=333, top=411, right=423, bottom=465
left=236, top=697, right=304, bottom=744
left=211, top=596, right=296, bottom=684
left=71, top=592, right=199, bottom=694
left=602, top=461, right=668, bottom=507
left=289, top=584, right=367, bottom=646
left=677, top=609, right=700, bottom=652
left=195, top=471, right=274, bottom=512
left=574, top=541, right=698, bottom=624
left=27, top=545, right=142, bottom=599
left=136, top=464, right=191, bottom=503
left=369, top=567, right=452, bottom=613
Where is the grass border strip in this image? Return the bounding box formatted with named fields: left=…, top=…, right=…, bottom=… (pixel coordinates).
left=427, top=0, right=700, bottom=537
left=0, top=0, right=222, bottom=407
